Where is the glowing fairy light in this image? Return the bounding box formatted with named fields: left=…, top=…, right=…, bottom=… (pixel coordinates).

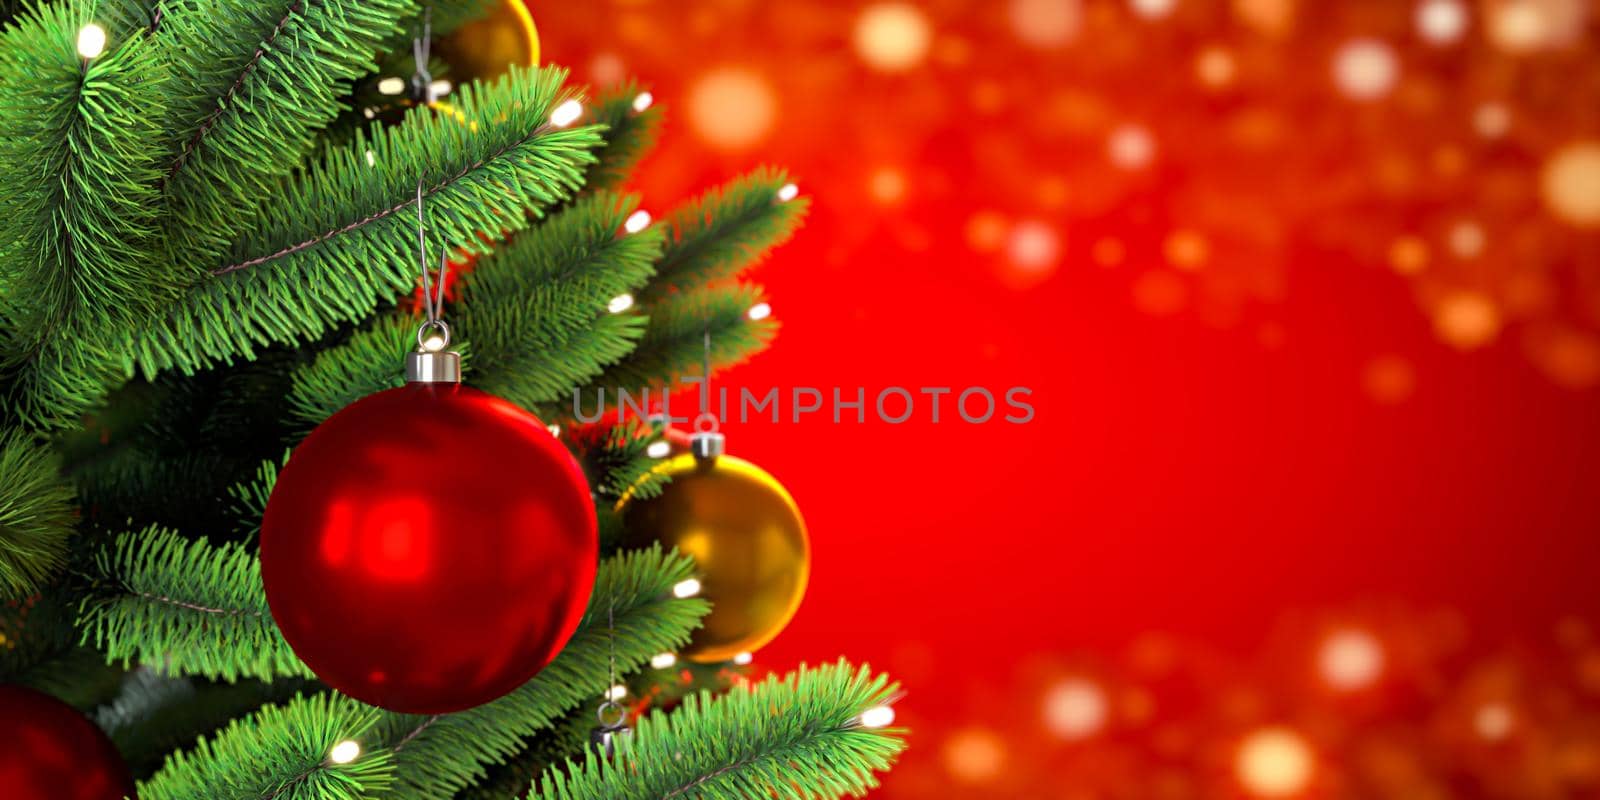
left=747, top=302, right=773, bottom=321
left=429, top=79, right=452, bottom=98
left=1317, top=628, right=1385, bottom=691
left=776, top=183, right=800, bottom=202
left=859, top=705, right=896, bottom=728
left=364, top=150, right=376, bottom=167
left=1416, top=0, right=1470, bottom=45
left=672, top=578, right=702, bottom=598
left=632, top=91, right=654, bottom=113
left=1042, top=678, right=1109, bottom=740
left=377, top=77, right=406, bottom=96
left=546, top=424, right=561, bottom=437
left=328, top=739, right=361, bottom=764
left=76, top=24, right=107, bottom=59
left=607, top=294, right=635, bottom=314
left=624, top=210, right=652, bottom=234
left=1332, top=38, right=1400, bottom=100
left=606, top=684, right=628, bottom=701
left=1236, top=727, right=1315, bottom=797
left=854, top=4, right=932, bottom=72
left=550, top=99, right=584, bottom=128
left=650, top=652, right=677, bottom=669
left=732, top=652, right=754, bottom=665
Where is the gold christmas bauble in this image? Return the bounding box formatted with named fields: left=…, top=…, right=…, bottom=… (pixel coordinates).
left=618, top=452, right=809, bottom=663
left=435, top=0, right=540, bottom=87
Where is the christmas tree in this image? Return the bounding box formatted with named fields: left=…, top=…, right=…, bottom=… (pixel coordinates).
left=0, top=1, right=903, bottom=798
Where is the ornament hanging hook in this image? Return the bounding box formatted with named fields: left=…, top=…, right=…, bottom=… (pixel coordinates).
left=691, top=318, right=726, bottom=458
left=405, top=173, right=460, bottom=383
left=411, top=5, right=436, bottom=105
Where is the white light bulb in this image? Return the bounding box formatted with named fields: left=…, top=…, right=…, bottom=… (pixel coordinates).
left=606, top=684, right=628, bottom=701
left=672, top=578, right=702, bottom=598
left=747, top=302, right=772, bottom=321
left=608, top=293, right=635, bottom=314
left=859, top=705, right=896, bottom=728
left=547, top=424, right=561, bottom=437
left=377, top=77, right=407, bottom=96
left=650, top=652, right=677, bottom=669
left=732, top=652, right=754, bottom=665
left=364, top=150, right=377, bottom=167
left=76, top=24, right=107, bottom=59
left=550, top=99, right=584, bottom=127
left=646, top=441, right=672, bottom=458
left=776, top=183, right=800, bottom=202
left=632, top=92, right=654, bottom=112
left=328, top=739, right=361, bottom=764
left=429, top=79, right=453, bottom=98
left=624, top=210, right=652, bottom=234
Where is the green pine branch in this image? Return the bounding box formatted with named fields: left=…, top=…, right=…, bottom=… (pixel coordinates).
left=460, top=192, right=662, bottom=409
left=96, top=667, right=313, bottom=779
left=593, top=283, right=777, bottom=395
left=156, top=0, right=415, bottom=273
left=0, top=591, right=125, bottom=709
left=373, top=545, right=707, bottom=797
left=531, top=662, right=905, bottom=800
left=226, top=452, right=290, bottom=535
left=133, top=65, right=603, bottom=378
left=0, top=431, right=77, bottom=598
left=640, top=167, right=808, bottom=302
left=0, top=1, right=170, bottom=427
left=283, top=314, right=473, bottom=432
left=579, top=83, right=662, bottom=194
left=136, top=546, right=706, bottom=800
left=139, top=692, right=395, bottom=800
left=80, top=527, right=311, bottom=682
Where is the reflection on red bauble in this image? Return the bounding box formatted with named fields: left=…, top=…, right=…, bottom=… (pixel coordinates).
left=261, top=382, right=597, bottom=713
left=0, top=685, right=134, bottom=800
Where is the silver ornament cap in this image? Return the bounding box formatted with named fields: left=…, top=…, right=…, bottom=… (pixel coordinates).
left=405, top=321, right=460, bottom=383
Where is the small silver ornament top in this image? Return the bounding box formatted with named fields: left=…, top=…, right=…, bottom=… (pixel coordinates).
left=406, top=320, right=459, bottom=383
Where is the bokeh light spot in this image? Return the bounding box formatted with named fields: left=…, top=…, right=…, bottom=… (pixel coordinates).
left=688, top=67, right=777, bottom=151
left=1130, top=0, right=1177, bottom=19
left=1333, top=38, right=1400, bottom=100
left=1000, top=220, right=1062, bottom=289
left=1009, top=0, right=1082, bottom=48
left=854, top=4, right=932, bottom=72
left=1318, top=628, right=1386, bottom=689
left=965, top=211, right=1009, bottom=253
left=1364, top=355, right=1417, bottom=404
left=1416, top=0, right=1470, bottom=45
left=1133, top=271, right=1187, bottom=315
left=1475, top=702, right=1515, bottom=741
left=868, top=167, right=909, bottom=205
left=1541, top=141, right=1600, bottom=227
left=943, top=727, right=1006, bottom=783
left=1043, top=678, right=1110, bottom=740
left=1388, top=236, right=1429, bottom=275
left=1434, top=291, right=1501, bottom=349
left=1196, top=46, right=1238, bottom=88
left=1164, top=230, right=1210, bottom=270
left=1108, top=124, right=1157, bottom=169
left=1236, top=727, right=1315, bottom=797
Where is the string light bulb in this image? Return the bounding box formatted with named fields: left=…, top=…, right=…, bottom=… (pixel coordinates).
left=377, top=77, right=406, bottom=95
left=747, top=302, right=773, bottom=320
left=776, top=183, right=800, bottom=202
left=632, top=92, right=654, bottom=112
left=859, top=705, right=896, bottom=728
left=672, top=578, right=702, bottom=598
left=646, top=441, right=672, bottom=458
left=624, top=210, right=652, bottom=234
left=328, top=739, right=361, bottom=765
left=732, top=652, right=754, bottom=665
left=550, top=99, right=584, bottom=128
left=76, top=23, right=107, bottom=59
left=608, top=294, right=635, bottom=313
left=650, top=652, right=677, bottom=669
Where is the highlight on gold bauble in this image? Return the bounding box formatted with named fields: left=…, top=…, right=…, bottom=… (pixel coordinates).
left=618, top=450, right=809, bottom=664
left=434, top=0, right=540, bottom=90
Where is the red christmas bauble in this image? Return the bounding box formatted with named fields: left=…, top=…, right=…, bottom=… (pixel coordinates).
left=0, top=685, right=134, bottom=800
left=261, top=382, right=597, bottom=713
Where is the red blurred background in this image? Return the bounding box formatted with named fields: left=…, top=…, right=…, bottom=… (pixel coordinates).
left=537, top=1, right=1600, bottom=796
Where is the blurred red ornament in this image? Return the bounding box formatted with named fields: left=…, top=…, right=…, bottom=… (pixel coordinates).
left=0, top=685, right=134, bottom=800
left=261, top=382, right=597, bottom=713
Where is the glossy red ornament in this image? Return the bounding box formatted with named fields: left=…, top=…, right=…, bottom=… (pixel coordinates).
left=261, top=382, right=597, bottom=713
left=0, top=685, right=134, bottom=800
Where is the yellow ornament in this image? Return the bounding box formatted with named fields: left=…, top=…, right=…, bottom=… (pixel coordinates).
left=435, top=0, right=540, bottom=88
left=617, top=433, right=809, bottom=664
